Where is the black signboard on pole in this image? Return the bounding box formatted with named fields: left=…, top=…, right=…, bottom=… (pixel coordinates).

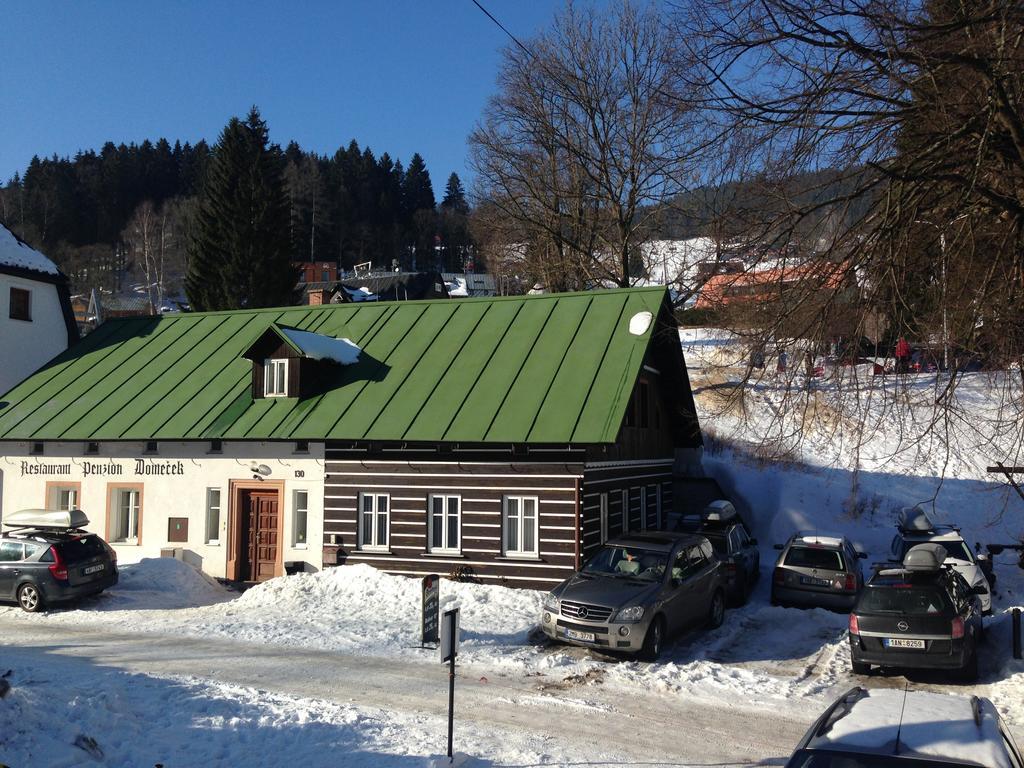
left=440, top=607, right=460, bottom=759
left=422, top=574, right=440, bottom=646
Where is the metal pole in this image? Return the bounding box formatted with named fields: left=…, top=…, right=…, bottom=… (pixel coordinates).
left=940, top=231, right=948, bottom=371
left=447, top=617, right=456, bottom=759
left=1011, top=606, right=1019, bottom=663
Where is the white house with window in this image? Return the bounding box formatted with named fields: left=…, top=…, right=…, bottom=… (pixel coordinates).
left=0, top=224, right=78, bottom=396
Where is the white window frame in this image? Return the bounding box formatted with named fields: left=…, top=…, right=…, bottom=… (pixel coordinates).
left=110, top=487, right=141, bottom=545
left=428, top=494, right=461, bottom=554
left=48, top=485, right=79, bottom=511
left=599, top=493, right=609, bottom=544
left=292, top=489, right=309, bottom=548
left=205, top=487, right=222, bottom=545
left=621, top=489, right=630, bottom=534
left=263, top=358, right=289, bottom=397
left=502, top=495, right=539, bottom=558
left=358, top=492, right=390, bottom=551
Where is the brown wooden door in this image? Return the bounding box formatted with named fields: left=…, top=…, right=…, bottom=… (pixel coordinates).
left=242, top=490, right=280, bottom=582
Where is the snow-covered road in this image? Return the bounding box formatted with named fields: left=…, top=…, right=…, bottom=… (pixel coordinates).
left=1, top=620, right=809, bottom=767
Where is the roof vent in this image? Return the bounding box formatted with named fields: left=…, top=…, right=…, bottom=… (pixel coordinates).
left=903, top=543, right=947, bottom=571
left=628, top=311, right=653, bottom=336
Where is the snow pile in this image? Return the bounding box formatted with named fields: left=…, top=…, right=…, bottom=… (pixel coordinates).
left=0, top=224, right=59, bottom=275
left=279, top=326, right=361, bottom=365
left=96, top=557, right=230, bottom=610
left=213, top=564, right=544, bottom=660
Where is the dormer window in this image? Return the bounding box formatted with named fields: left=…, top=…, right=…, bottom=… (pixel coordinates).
left=244, top=323, right=361, bottom=400
left=264, top=359, right=289, bottom=397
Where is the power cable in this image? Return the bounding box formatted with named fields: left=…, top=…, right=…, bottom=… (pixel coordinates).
left=469, top=0, right=534, bottom=58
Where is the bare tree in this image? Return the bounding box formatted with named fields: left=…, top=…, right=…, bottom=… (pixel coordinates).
left=671, top=0, right=1024, bottom=476
left=470, top=0, right=717, bottom=289
left=122, top=199, right=188, bottom=310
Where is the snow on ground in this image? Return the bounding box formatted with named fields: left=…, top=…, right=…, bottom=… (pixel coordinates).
left=1, top=647, right=626, bottom=767
left=0, top=224, right=60, bottom=275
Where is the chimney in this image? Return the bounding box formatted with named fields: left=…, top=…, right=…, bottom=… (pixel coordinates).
left=308, top=289, right=330, bottom=306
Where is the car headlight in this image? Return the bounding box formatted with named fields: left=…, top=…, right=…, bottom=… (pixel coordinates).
left=542, top=592, right=560, bottom=613
left=615, top=605, right=645, bottom=623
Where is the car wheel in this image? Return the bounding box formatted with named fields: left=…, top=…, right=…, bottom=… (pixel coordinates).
left=851, top=660, right=871, bottom=675
left=708, top=590, right=726, bottom=629
left=17, top=583, right=43, bottom=613
left=639, top=616, right=664, bottom=662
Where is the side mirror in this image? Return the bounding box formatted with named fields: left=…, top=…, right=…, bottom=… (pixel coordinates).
left=773, top=544, right=784, bottom=551
left=858, top=551, right=868, bottom=559
left=671, top=578, right=682, bottom=589
left=971, top=585, right=989, bottom=596
left=749, top=538, right=758, bottom=546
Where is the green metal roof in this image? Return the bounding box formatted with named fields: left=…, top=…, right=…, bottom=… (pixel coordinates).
left=0, top=287, right=672, bottom=444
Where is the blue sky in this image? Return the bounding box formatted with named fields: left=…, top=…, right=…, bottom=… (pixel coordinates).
left=0, top=1, right=565, bottom=189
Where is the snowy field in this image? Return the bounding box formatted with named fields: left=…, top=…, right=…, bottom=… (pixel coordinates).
left=2, top=329, right=1024, bottom=765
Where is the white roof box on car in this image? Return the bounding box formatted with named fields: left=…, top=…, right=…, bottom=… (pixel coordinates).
left=2, top=508, right=90, bottom=530
left=904, top=543, right=948, bottom=571
left=797, top=531, right=844, bottom=548
left=702, top=500, right=737, bottom=522
left=898, top=505, right=935, bottom=533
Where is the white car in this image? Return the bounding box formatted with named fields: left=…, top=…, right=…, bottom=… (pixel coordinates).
left=892, top=506, right=993, bottom=614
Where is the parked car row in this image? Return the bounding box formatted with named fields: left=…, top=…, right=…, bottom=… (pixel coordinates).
left=539, top=498, right=998, bottom=683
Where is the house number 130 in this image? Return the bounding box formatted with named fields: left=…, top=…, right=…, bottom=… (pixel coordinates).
left=294, top=470, right=305, bottom=478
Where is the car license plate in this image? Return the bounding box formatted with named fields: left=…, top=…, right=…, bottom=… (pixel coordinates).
left=564, top=628, right=596, bottom=643
left=800, top=576, right=830, bottom=587
left=84, top=563, right=105, bottom=575
left=885, top=638, right=925, bottom=649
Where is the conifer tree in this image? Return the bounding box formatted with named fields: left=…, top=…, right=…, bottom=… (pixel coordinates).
left=186, top=107, right=296, bottom=310
left=440, top=173, right=468, bottom=212
left=402, top=153, right=436, bottom=269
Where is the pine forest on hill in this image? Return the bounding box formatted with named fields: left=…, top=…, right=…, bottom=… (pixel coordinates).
left=0, top=132, right=472, bottom=296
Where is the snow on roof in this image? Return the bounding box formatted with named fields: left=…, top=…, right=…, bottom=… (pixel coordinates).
left=447, top=277, right=469, bottom=297
left=822, top=689, right=1012, bottom=768
left=0, top=224, right=60, bottom=276
left=342, top=285, right=378, bottom=302
left=278, top=327, right=361, bottom=365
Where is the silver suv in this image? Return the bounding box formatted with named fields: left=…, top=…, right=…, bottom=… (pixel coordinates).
left=785, top=687, right=1023, bottom=768
left=771, top=532, right=866, bottom=611
left=539, top=532, right=726, bottom=661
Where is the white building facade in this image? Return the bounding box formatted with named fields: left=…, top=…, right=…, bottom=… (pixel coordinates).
left=0, top=441, right=326, bottom=579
